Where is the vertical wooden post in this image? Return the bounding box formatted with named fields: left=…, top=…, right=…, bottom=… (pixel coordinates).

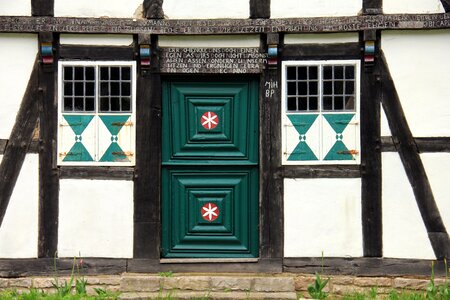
left=360, top=30, right=383, bottom=257
left=250, top=0, right=270, bottom=19
left=134, top=34, right=162, bottom=259
left=38, top=32, right=59, bottom=258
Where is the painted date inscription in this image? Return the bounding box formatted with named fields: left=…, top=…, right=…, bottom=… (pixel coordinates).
left=160, top=48, right=267, bottom=74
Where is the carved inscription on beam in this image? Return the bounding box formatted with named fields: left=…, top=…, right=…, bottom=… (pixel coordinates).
left=160, top=48, right=267, bottom=74
left=0, top=14, right=449, bottom=34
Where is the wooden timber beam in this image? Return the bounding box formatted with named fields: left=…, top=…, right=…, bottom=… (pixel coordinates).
left=143, top=0, right=164, bottom=19
left=31, top=0, right=54, bottom=16
left=0, top=56, right=39, bottom=229
left=0, top=14, right=449, bottom=35
left=380, top=52, right=450, bottom=259
left=442, top=0, right=450, bottom=13
left=250, top=0, right=270, bottom=19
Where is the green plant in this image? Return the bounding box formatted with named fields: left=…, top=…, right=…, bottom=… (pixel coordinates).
left=307, top=272, right=330, bottom=300
left=158, top=271, right=173, bottom=278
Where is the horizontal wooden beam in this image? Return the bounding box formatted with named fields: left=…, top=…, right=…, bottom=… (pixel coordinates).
left=381, top=136, right=450, bottom=152
left=283, top=257, right=448, bottom=276
left=0, top=139, right=39, bottom=154
left=59, top=45, right=135, bottom=60
left=283, top=165, right=361, bottom=178
left=0, top=14, right=449, bottom=35
left=282, top=43, right=361, bottom=60
left=59, top=166, right=134, bottom=180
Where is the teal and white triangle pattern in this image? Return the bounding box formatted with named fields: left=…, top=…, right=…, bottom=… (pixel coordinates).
left=98, top=115, right=133, bottom=163
left=284, top=114, right=320, bottom=163
left=322, top=113, right=358, bottom=162
left=59, top=114, right=96, bottom=163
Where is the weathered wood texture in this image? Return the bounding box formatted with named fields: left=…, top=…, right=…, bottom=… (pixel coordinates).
left=0, top=140, right=7, bottom=155
left=381, top=136, right=450, bottom=152
left=0, top=14, right=449, bottom=34
left=134, top=34, right=162, bottom=259
left=363, top=0, right=382, bottom=15
left=0, top=56, right=39, bottom=229
left=0, top=140, right=43, bottom=155
left=59, top=167, right=134, bottom=180
left=250, top=0, right=270, bottom=19
left=283, top=257, right=449, bottom=276
left=282, top=165, right=361, bottom=178
left=380, top=52, right=450, bottom=259
left=59, top=46, right=134, bottom=60
left=31, top=0, right=54, bottom=16
left=442, top=0, right=450, bottom=13
left=38, top=33, right=59, bottom=258
left=0, top=258, right=127, bottom=277
left=282, top=43, right=361, bottom=60
left=361, top=31, right=382, bottom=257
left=143, top=0, right=164, bottom=19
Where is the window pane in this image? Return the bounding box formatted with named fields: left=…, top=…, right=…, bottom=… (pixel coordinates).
left=323, top=66, right=332, bottom=80
left=298, top=67, right=307, bottom=80
left=85, top=97, right=95, bottom=111
left=334, top=96, right=344, bottom=110
left=100, top=82, right=109, bottom=96
left=64, top=82, right=73, bottom=96
left=121, top=82, right=131, bottom=96
left=121, top=67, right=131, bottom=80
left=309, top=97, right=318, bottom=110
left=323, top=81, right=332, bottom=95
left=86, top=82, right=95, bottom=96
left=64, top=67, right=73, bottom=80
left=334, top=66, right=344, bottom=79
left=345, top=66, right=355, bottom=79
left=85, top=67, right=95, bottom=80
left=74, top=67, right=84, bottom=80
left=287, top=82, right=296, bottom=95
left=334, top=81, right=343, bottom=94
left=110, top=67, right=120, bottom=80
left=64, top=97, right=73, bottom=111
left=309, top=81, right=318, bottom=95
left=110, top=97, right=120, bottom=111
left=74, top=82, right=84, bottom=96
left=345, top=96, right=355, bottom=110
left=74, top=97, right=84, bottom=111
left=298, top=82, right=307, bottom=95
left=111, top=82, right=120, bottom=96
left=287, top=67, right=296, bottom=80
left=121, top=97, right=131, bottom=111
left=323, top=96, right=333, bottom=110
left=298, top=97, right=307, bottom=111
left=287, top=97, right=297, bottom=111
left=100, top=97, right=109, bottom=112
left=308, top=66, right=318, bottom=80
left=100, top=67, right=109, bottom=80
left=345, top=81, right=354, bottom=95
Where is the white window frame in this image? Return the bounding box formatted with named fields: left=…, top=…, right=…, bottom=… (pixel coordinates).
left=281, top=60, right=361, bottom=165
left=57, top=60, right=136, bottom=166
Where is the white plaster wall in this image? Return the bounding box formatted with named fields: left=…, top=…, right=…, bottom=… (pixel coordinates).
left=382, top=153, right=435, bottom=259
left=382, top=30, right=450, bottom=137
left=0, top=34, right=37, bottom=139
left=58, top=179, right=133, bottom=258
left=158, top=35, right=260, bottom=48
left=284, top=33, right=359, bottom=45
left=60, top=34, right=133, bottom=46
left=54, top=0, right=142, bottom=18
left=271, top=0, right=362, bottom=18
left=0, top=0, right=31, bottom=16
left=284, top=178, right=363, bottom=257
left=380, top=104, right=392, bottom=136
left=421, top=154, right=450, bottom=233
left=163, top=0, right=249, bottom=19
left=384, top=0, right=444, bottom=14
left=0, top=154, right=39, bottom=258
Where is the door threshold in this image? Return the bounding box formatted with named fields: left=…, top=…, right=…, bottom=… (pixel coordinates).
left=160, top=258, right=259, bottom=264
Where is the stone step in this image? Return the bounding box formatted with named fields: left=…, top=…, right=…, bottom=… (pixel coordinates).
left=119, top=291, right=298, bottom=300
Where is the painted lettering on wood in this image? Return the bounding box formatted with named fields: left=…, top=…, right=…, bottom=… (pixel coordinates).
left=160, top=48, right=267, bottom=74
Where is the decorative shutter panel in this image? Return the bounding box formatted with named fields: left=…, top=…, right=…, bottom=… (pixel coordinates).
left=59, top=114, right=96, bottom=164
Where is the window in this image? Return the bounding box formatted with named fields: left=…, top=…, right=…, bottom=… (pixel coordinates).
left=58, top=61, right=136, bottom=166
left=282, top=60, right=360, bottom=165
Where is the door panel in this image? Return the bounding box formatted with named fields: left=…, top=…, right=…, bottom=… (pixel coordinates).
left=162, top=79, right=259, bottom=258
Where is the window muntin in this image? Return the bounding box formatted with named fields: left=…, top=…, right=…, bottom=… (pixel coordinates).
left=58, top=61, right=136, bottom=166
left=282, top=60, right=360, bottom=165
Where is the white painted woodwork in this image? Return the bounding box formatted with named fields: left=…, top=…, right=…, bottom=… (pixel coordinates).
left=421, top=154, right=450, bottom=233
left=384, top=0, right=444, bottom=14
left=0, top=155, right=39, bottom=258
left=60, top=34, right=133, bottom=46
left=158, top=35, right=260, bottom=48
left=382, top=30, right=450, bottom=137
left=284, top=178, right=363, bottom=257
left=0, top=0, right=31, bottom=16
left=271, top=0, right=362, bottom=18
left=0, top=34, right=37, bottom=139
left=58, top=179, right=134, bottom=258
left=54, top=0, right=143, bottom=18
left=284, top=33, right=359, bottom=45
left=163, top=0, right=249, bottom=19
left=382, top=153, right=435, bottom=259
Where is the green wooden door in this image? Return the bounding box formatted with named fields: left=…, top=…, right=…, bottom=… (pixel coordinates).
left=162, top=79, right=259, bottom=258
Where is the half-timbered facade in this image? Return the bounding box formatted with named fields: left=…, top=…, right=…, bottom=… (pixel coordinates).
left=0, top=0, right=449, bottom=277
